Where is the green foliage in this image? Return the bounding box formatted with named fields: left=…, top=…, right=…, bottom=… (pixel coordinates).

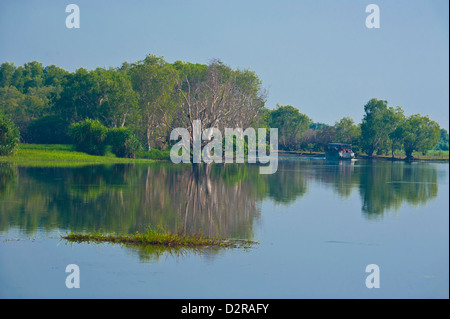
left=128, top=54, right=179, bottom=150
left=107, top=127, right=143, bottom=158
left=251, top=106, right=271, bottom=131
left=399, top=114, right=440, bottom=159
left=0, top=67, right=61, bottom=143
left=27, top=115, right=70, bottom=144
left=309, top=122, right=329, bottom=130
left=0, top=62, right=16, bottom=88
left=1, top=58, right=446, bottom=160
left=360, top=99, right=404, bottom=157
left=434, top=128, right=449, bottom=151
left=43, top=65, right=69, bottom=88
left=334, top=117, right=360, bottom=145
left=0, top=112, right=20, bottom=156
left=69, top=119, right=108, bottom=155
left=270, top=104, right=311, bottom=151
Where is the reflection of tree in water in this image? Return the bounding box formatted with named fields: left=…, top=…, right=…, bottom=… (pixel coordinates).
left=0, top=160, right=443, bottom=239
left=0, top=163, right=17, bottom=198
left=125, top=243, right=225, bottom=263
left=0, top=163, right=261, bottom=240
left=0, top=163, right=18, bottom=231
left=304, top=160, right=439, bottom=218
left=359, top=162, right=438, bottom=219
left=265, top=160, right=308, bottom=204
left=139, top=163, right=260, bottom=238
left=311, top=160, right=359, bottom=198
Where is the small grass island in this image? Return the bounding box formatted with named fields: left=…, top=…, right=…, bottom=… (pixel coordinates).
left=62, top=228, right=258, bottom=249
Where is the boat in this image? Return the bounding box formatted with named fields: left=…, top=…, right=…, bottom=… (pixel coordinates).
left=325, top=143, right=355, bottom=160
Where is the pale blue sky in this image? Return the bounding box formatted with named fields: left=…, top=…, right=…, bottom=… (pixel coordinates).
left=0, top=0, right=448, bottom=129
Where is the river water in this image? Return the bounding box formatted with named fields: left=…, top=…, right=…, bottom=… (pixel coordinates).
left=0, top=159, right=448, bottom=298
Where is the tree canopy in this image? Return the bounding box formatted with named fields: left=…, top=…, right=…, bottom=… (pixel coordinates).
left=0, top=57, right=444, bottom=159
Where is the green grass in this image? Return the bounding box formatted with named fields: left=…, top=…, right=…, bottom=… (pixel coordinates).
left=0, top=144, right=156, bottom=166
left=419, top=150, right=449, bottom=159
left=62, top=227, right=257, bottom=248
left=136, top=148, right=171, bottom=160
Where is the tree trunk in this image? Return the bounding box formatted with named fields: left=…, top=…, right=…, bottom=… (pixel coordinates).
left=147, top=125, right=151, bottom=151
left=405, top=149, right=414, bottom=161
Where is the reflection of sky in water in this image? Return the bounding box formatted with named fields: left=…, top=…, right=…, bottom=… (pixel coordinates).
left=0, top=160, right=448, bottom=298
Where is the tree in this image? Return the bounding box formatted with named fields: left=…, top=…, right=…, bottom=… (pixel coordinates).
left=299, top=129, right=318, bottom=151
left=95, top=68, right=139, bottom=128
left=56, top=68, right=139, bottom=129
left=334, top=116, right=361, bottom=145
left=173, top=60, right=267, bottom=153
left=434, top=128, right=449, bottom=151
left=0, top=84, right=57, bottom=142
left=22, top=61, right=44, bottom=93
left=315, top=126, right=336, bottom=151
left=251, top=106, right=271, bottom=131
left=0, top=62, right=16, bottom=88
left=399, top=114, right=440, bottom=159
left=128, top=55, right=179, bottom=150
left=0, top=112, right=20, bottom=156
left=55, top=68, right=96, bottom=123
left=389, top=125, right=405, bottom=158
left=270, top=104, right=311, bottom=151
left=310, top=122, right=330, bottom=130
left=0, top=85, right=25, bottom=124
left=361, top=98, right=403, bottom=157
left=43, top=65, right=69, bottom=88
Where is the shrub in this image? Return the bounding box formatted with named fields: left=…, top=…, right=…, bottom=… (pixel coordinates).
left=107, top=127, right=143, bottom=158
left=0, top=113, right=20, bottom=156
left=68, top=119, right=108, bottom=155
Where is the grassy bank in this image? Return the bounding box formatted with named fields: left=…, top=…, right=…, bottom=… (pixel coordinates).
left=62, top=228, right=257, bottom=248
left=2, top=144, right=447, bottom=165
left=0, top=144, right=157, bottom=165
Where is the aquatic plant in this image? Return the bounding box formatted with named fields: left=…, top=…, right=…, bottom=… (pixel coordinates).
left=62, top=226, right=257, bottom=248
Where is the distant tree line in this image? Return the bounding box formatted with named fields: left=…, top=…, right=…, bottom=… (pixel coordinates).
left=0, top=56, right=447, bottom=159
left=256, top=99, right=445, bottom=159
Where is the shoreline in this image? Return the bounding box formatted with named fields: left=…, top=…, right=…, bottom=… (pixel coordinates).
left=276, top=150, right=449, bottom=163
left=1, top=144, right=448, bottom=165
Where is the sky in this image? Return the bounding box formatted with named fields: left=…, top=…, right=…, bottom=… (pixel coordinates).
left=0, top=0, right=448, bottom=130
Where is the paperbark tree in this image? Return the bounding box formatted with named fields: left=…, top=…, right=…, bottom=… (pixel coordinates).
left=172, top=60, right=267, bottom=154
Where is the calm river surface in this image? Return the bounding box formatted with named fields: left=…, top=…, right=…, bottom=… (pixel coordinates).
left=0, top=159, right=448, bottom=298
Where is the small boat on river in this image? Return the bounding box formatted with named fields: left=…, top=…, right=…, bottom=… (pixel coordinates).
left=325, top=143, right=355, bottom=160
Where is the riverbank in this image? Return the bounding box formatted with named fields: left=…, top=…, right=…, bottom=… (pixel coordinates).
left=276, top=150, right=449, bottom=163
left=1, top=144, right=448, bottom=165
left=0, top=144, right=156, bottom=166
left=356, top=152, right=449, bottom=163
